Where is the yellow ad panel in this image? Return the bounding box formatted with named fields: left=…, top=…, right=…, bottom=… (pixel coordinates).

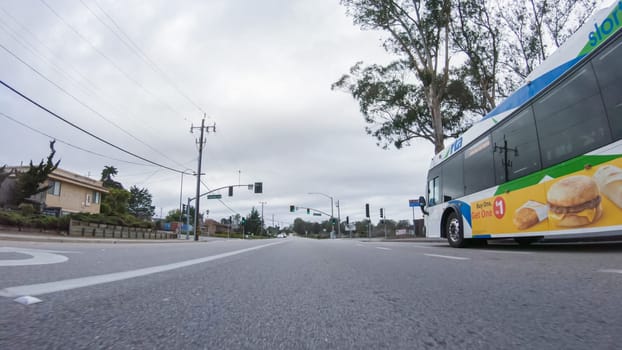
left=471, top=158, right=622, bottom=235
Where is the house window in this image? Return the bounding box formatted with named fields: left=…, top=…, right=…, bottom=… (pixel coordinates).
left=85, top=193, right=92, bottom=206
left=47, top=180, right=61, bottom=196
left=93, top=191, right=101, bottom=204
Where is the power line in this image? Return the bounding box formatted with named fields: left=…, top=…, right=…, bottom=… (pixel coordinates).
left=38, top=0, right=188, bottom=122
left=0, top=13, right=100, bottom=102
left=0, top=78, right=185, bottom=174
left=0, top=43, right=186, bottom=169
left=0, top=111, right=154, bottom=167
left=84, top=0, right=207, bottom=116
left=0, top=5, right=187, bottom=152
left=200, top=180, right=240, bottom=215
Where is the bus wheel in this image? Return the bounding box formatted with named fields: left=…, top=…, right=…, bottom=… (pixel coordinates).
left=446, top=211, right=465, bottom=248
left=514, top=236, right=542, bottom=246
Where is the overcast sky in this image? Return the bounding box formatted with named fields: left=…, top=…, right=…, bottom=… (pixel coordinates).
left=0, top=0, right=436, bottom=227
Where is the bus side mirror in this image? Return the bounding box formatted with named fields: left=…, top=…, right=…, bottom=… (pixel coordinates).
left=418, top=196, right=429, bottom=216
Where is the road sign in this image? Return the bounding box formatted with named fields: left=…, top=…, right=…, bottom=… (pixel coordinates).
left=312, top=213, right=321, bottom=216
left=207, top=194, right=222, bottom=199
left=409, top=199, right=419, bottom=207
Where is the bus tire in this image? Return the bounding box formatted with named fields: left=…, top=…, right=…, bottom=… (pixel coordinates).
left=514, top=236, right=542, bottom=246
left=445, top=211, right=466, bottom=248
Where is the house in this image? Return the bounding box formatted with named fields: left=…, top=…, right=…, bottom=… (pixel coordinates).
left=0, top=167, right=109, bottom=215
left=204, top=218, right=230, bottom=235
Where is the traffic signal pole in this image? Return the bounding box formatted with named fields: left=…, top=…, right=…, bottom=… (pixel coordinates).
left=290, top=206, right=331, bottom=217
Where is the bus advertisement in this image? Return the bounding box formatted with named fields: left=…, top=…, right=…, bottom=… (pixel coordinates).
left=419, top=1, right=622, bottom=247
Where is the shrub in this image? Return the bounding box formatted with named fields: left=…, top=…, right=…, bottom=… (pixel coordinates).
left=18, top=203, right=36, bottom=216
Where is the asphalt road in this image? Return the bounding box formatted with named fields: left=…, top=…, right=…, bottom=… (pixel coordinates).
left=1, top=237, right=622, bottom=349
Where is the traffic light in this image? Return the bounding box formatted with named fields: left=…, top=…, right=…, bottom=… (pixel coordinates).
left=365, top=203, right=370, bottom=218
left=346, top=216, right=349, bottom=225
left=289, top=205, right=295, bottom=212
left=380, top=208, right=384, bottom=218
left=228, top=186, right=233, bottom=197
left=182, top=204, right=187, bottom=212
left=241, top=217, right=246, bottom=224
left=306, top=208, right=310, bottom=215
left=254, top=182, right=263, bottom=194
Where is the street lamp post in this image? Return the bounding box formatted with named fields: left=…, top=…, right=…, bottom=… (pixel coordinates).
left=179, top=170, right=195, bottom=236
left=308, top=192, right=336, bottom=238
left=259, top=201, right=267, bottom=235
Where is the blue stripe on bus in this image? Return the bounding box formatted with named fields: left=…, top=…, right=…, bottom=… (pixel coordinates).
left=449, top=200, right=472, bottom=228
left=482, top=55, right=585, bottom=121
left=472, top=235, right=491, bottom=239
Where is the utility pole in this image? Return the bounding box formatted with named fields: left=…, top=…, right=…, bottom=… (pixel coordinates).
left=336, top=200, right=341, bottom=238
left=259, top=201, right=267, bottom=235
left=191, top=114, right=216, bottom=241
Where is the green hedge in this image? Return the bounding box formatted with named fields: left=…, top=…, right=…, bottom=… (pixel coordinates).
left=0, top=210, right=153, bottom=231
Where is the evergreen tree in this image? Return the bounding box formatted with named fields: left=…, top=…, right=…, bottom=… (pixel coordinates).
left=13, top=140, right=60, bottom=206
left=128, top=186, right=155, bottom=220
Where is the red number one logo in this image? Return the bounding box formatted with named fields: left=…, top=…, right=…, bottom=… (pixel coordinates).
left=493, top=197, right=505, bottom=219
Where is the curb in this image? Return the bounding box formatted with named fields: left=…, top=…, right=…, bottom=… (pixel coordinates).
left=0, top=233, right=201, bottom=244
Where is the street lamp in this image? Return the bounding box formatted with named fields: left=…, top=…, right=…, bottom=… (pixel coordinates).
left=259, top=201, right=267, bottom=235
left=308, top=192, right=337, bottom=238
left=179, top=170, right=196, bottom=236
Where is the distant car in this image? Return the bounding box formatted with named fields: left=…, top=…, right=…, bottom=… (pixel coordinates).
left=276, top=233, right=286, bottom=238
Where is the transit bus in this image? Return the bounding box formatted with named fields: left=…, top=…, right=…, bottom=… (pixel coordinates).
left=419, top=1, right=622, bottom=247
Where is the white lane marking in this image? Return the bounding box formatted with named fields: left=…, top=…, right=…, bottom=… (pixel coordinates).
left=472, top=249, right=532, bottom=255
left=375, top=247, right=391, bottom=251
left=0, top=241, right=284, bottom=298
left=424, top=253, right=470, bottom=261
left=14, top=296, right=42, bottom=305
left=0, top=247, right=69, bottom=266
left=598, top=269, right=622, bottom=274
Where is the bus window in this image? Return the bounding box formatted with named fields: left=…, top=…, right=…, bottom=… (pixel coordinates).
left=428, top=176, right=440, bottom=206
left=592, top=37, right=622, bottom=141
left=441, top=154, right=464, bottom=202
left=534, top=66, right=610, bottom=168
left=464, top=136, right=494, bottom=194
left=492, top=108, right=541, bottom=184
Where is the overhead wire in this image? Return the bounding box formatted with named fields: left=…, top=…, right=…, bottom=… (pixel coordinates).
left=199, top=179, right=240, bottom=215
left=0, top=5, right=189, bottom=160
left=0, top=78, right=185, bottom=174
left=0, top=13, right=100, bottom=102
left=38, top=0, right=189, bottom=122
left=0, top=43, right=188, bottom=170
left=85, top=0, right=207, bottom=117
left=0, top=111, right=154, bottom=167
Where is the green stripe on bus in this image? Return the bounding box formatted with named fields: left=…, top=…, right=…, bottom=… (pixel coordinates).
left=494, top=154, right=619, bottom=195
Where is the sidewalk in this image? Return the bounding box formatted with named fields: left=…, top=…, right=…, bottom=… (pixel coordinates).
left=0, top=230, right=203, bottom=244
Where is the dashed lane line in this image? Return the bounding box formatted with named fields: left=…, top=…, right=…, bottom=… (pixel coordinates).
left=424, top=253, right=470, bottom=261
